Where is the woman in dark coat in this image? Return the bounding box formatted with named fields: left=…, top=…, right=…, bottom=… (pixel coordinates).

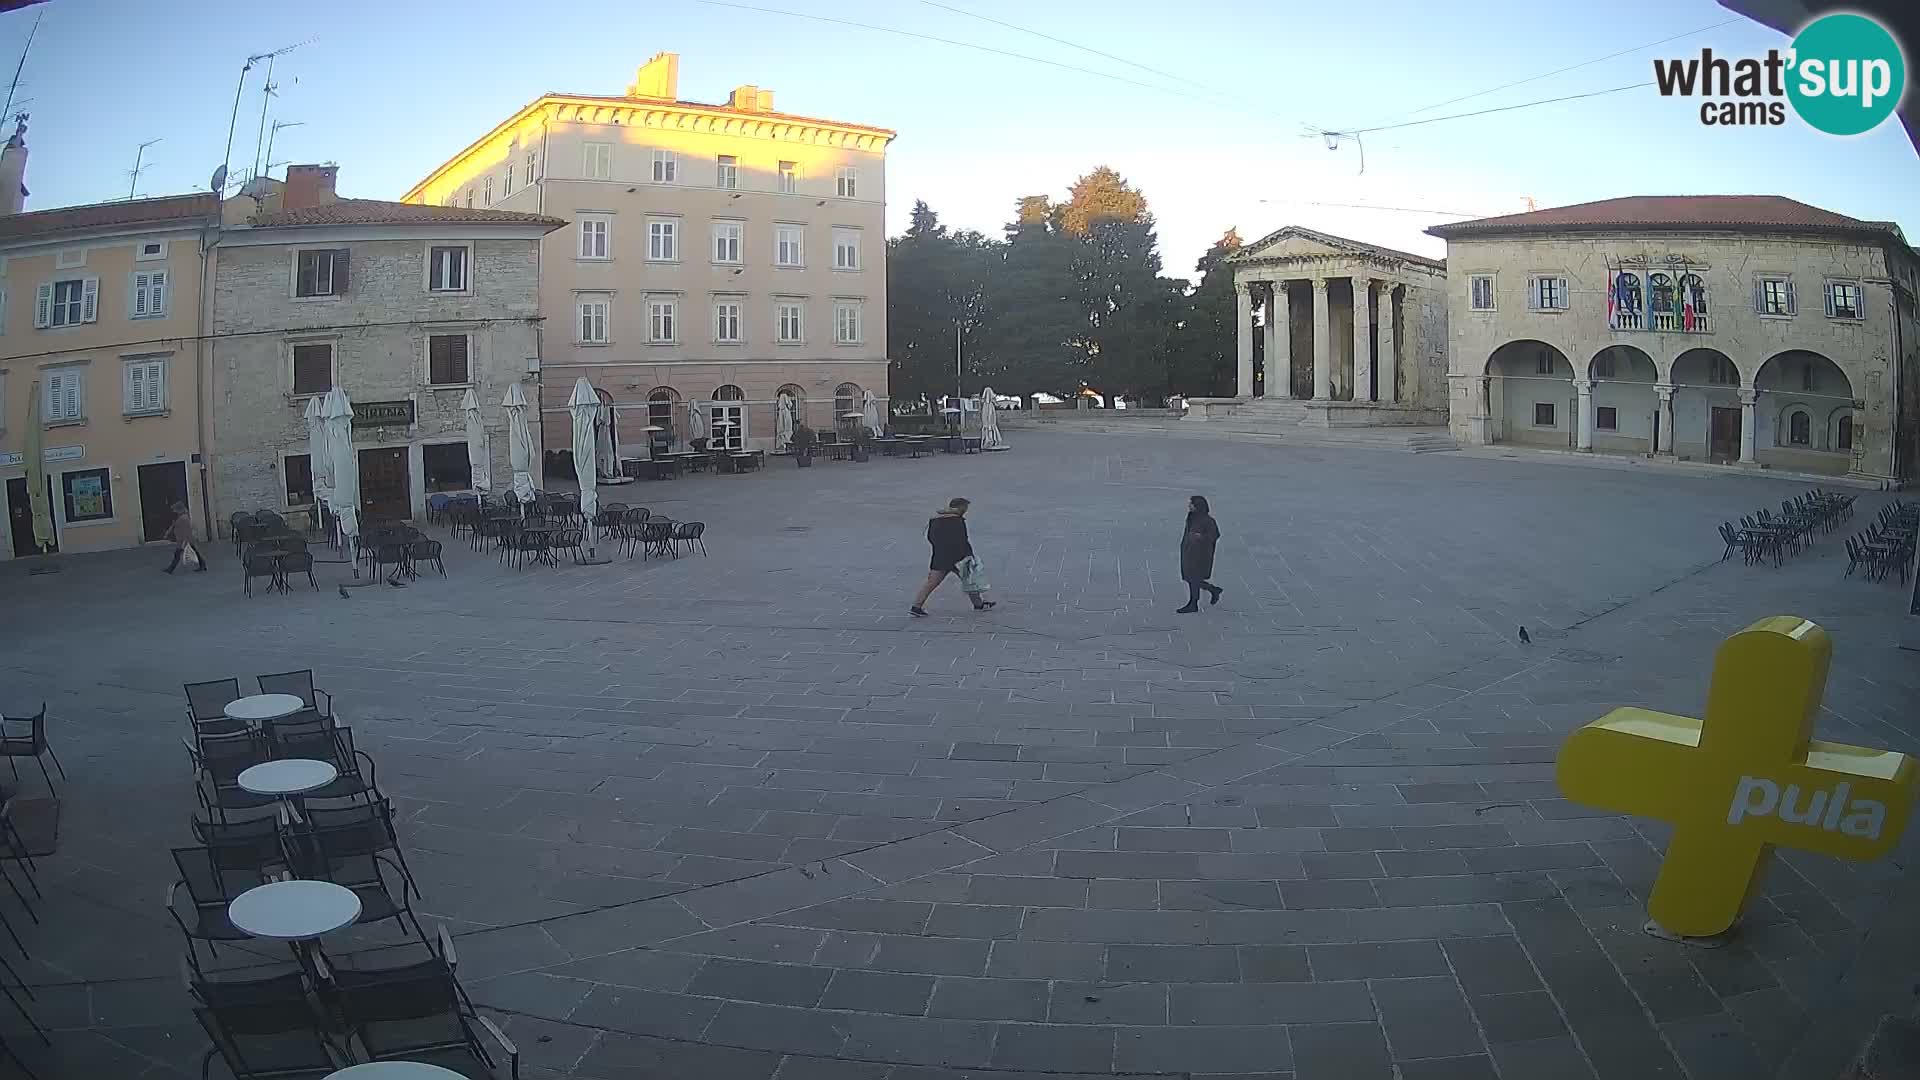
left=911, top=497, right=995, bottom=616
left=1177, top=495, right=1223, bottom=613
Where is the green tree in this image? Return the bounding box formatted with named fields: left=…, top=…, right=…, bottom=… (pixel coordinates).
left=977, top=197, right=1084, bottom=396
left=887, top=201, right=996, bottom=409
left=1058, top=168, right=1181, bottom=401
left=1167, top=227, right=1245, bottom=397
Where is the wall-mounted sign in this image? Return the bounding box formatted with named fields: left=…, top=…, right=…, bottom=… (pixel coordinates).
left=0, top=445, right=84, bottom=468
left=352, top=401, right=415, bottom=427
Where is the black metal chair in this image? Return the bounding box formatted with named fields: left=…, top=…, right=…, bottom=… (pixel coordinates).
left=279, top=550, right=318, bottom=592
left=185, top=678, right=249, bottom=737
left=410, top=539, right=446, bottom=577
left=243, top=553, right=280, bottom=597
left=298, top=798, right=419, bottom=899
left=326, top=926, right=519, bottom=1079
left=167, top=846, right=268, bottom=975
left=266, top=726, right=378, bottom=804
left=0, top=707, right=64, bottom=796
left=671, top=521, right=707, bottom=557
left=256, top=671, right=333, bottom=725
left=193, top=998, right=345, bottom=1080
left=298, top=839, right=432, bottom=949
left=191, top=813, right=288, bottom=879
left=190, top=731, right=277, bottom=822
left=0, top=797, right=40, bottom=903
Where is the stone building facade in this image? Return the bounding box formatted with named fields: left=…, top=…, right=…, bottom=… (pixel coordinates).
left=208, top=166, right=561, bottom=525
left=1429, top=196, right=1918, bottom=483
left=1216, top=227, right=1449, bottom=427
left=401, top=52, right=895, bottom=458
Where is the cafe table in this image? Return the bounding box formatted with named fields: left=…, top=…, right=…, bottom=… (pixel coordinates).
left=228, top=879, right=362, bottom=976
left=326, top=1064, right=470, bottom=1079
left=225, top=693, right=306, bottom=726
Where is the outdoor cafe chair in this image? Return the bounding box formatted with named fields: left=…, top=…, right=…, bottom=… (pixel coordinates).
left=555, top=527, right=585, bottom=563
left=639, top=520, right=675, bottom=560
left=672, top=521, right=708, bottom=557
left=190, top=731, right=277, bottom=821
left=268, top=725, right=379, bottom=804
left=185, top=679, right=250, bottom=738
left=0, top=798, right=40, bottom=901
left=193, top=998, right=346, bottom=1080
left=409, top=539, right=447, bottom=576
left=258, top=670, right=334, bottom=724
left=0, top=706, right=64, bottom=797
left=167, top=845, right=268, bottom=975
left=299, top=798, right=419, bottom=899
left=301, top=841, right=433, bottom=949
left=325, top=925, right=520, bottom=1079
left=243, top=553, right=281, bottom=597
left=192, top=812, right=287, bottom=879
left=374, top=542, right=412, bottom=581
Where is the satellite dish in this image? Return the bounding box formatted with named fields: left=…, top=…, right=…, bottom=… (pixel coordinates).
left=210, top=164, right=228, bottom=193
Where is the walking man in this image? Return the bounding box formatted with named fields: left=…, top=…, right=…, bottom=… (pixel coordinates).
left=1176, top=495, right=1223, bottom=613
left=164, top=502, right=208, bottom=574
left=911, top=497, right=994, bottom=616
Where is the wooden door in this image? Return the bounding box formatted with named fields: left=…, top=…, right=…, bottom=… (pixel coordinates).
left=7, top=476, right=55, bottom=556
left=137, top=462, right=188, bottom=542
left=1709, top=407, right=1741, bottom=460
left=358, top=447, right=412, bottom=522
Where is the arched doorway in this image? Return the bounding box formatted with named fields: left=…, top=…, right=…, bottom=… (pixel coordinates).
left=1755, top=350, right=1855, bottom=475
left=1485, top=341, right=1575, bottom=448
left=647, top=387, right=678, bottom=452
left=1670, top=348, right=1744, bottom=462
left=711, top=384, right=746, bottom=451
left=834, top=382, right=862, bottom=439
left=1588, top=345, right=1657, bottom=454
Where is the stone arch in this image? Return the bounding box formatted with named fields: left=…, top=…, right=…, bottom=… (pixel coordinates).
left=1587, top=346, right=1658, bottom=452
left=646, top=387, right=678, bottom=444
left=1829, top=406, right=1857, bottom=452
left=1753, top=351, right=1855, bottom=472
left=1485, top=340, right=1575, bottom=447
left=712, top=384, right=745, bottom=401
left=1777, top=402, right=1816, bottom=448
left=1587, top=344, right=1655, bottom=382
left=775, top=383, right=807, bottom=440
left=1670, top=347, right=1742, bottom=389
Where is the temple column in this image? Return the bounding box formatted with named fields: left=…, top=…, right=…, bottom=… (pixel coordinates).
left=1655, top=383, right=1676, bottom=456
left=1376, top=283, right=1397, bottom=403
left=1739, top=388, right=1757, bottom=463
left=1352, top=277, right=1374, bottom=403
left=1235, top=283, right=1255, bottom=398
left=1311, top=278, right=1332, bottom=401
left=1268, top=283, right=1292, bottom=399
left=1574, top=378, right=1594, bottom=451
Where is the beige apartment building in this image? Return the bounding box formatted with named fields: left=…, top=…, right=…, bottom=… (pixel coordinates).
left=0, top=120, right=219, bottom=559
left=1428, top=196, right=1919, bottom=483
left=402, top=52, right=895, bottom=462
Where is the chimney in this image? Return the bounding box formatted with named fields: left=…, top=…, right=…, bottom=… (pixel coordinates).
left=627, top=52, right=680, bottom=100
left=0, top=115, right=29, bottom=216
left=727, top=84, right=775, bottom=112
left=283, top=164, right=338, bottom=210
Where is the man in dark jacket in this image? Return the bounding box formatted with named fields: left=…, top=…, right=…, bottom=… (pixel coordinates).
left=1177, top=495, right=1223, bottom=613
left=910, top=497, right=994, bottom=616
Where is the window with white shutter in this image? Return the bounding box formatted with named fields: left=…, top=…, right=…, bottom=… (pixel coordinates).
left=651, top=150, right=677, bottom=183
left=584, top=143, right=612, bottom=180
left=835, top=167, right=858, bottom=198
left=39, top=278, right=97, bottom=327
left=577, top=296, right=610, bottom=344
left=45, top=369, right=83, bottom=421
left=131, top=270, right=168, bottom=318
left=124, top=357, right=167, bottom=415
left=427, top=246, right=469, bottom=292
left=1468, top=275, right=1495, bottom=311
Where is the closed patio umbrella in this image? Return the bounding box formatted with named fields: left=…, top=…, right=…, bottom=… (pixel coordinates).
left=461, top=388, right=491, bottom=498
left=861, top=389, right=882, bottom=436
left=980, top=386, right=1007, bottom=451
left=23, top=382, right=52, bottom=553
left=321, top=387, right=360, bottom=566
left=775, top=395, right=796, bottom=452
left=502, top=382, right=536, bottom=511
left=686, top=399, right=707, bottom=446
left=568, top=377, right=605, bottom=561
left=304, top=394, right=334, bottom=519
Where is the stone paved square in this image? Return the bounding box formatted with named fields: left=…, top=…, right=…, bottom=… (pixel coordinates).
left=1, top=428, right=1915, bottom=1079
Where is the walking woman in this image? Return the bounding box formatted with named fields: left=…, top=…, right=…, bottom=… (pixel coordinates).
left=1176, top=495, right=1223, bottom=613
left=911, top=497, right=995, bottom=616
left=163, top=502, right=208, bottom=574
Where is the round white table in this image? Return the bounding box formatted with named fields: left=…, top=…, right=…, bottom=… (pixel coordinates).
left=228, top=880, right=361, bottom=941
left=224, top=693, right=306, bottom=724
left=325, top=1064, right=469, bottom=1079
left=239, top=759, right=338, bottom=797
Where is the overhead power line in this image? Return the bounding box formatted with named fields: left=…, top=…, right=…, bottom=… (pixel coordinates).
left=918, top=0, right=1216, bottom=92
left=1401, top=18, right=1740, bottom=118
left=1335, top=82, right=1653, bottom=136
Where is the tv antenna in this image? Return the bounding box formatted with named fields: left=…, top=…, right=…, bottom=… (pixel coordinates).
left=1, top=11, right=41, bottom=127
left=219, top=40, right=309, bottom=198
left=262, top=120, right=302, bottom=180
left=127, top=137, right=160, bottom=200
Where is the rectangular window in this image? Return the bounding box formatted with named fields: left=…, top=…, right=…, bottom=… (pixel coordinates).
left=713, top=300, right=742, bottom=343
left=834, top=300, right=862, bottom=344
left=584, top=142, right=612, bottom=180
left=647, top=219, right=678, bottom=261
left=1529, top=275, right=1567, bottom=311
left=778, top=160, right=797, bottom=193
left=716, top=154, right=738, bottom=190
left=776, top=301, right=804, bottom=343
left=61, top=467, right=113, bottom=523
left=1533, top=402, right=1556, bottom=427
left=832, top=228, right=860, bottom=271
left=835, top=166, right=857, bottom=198
left=428, top=334, right=470, bottom=386
left=1825, top=280, right=1862, bottom=320
left=130, top=270, right=168, bottom=318
left=579, top=217, right=610, bottom=259
left=44, top=370, right=83, bottom=421
left=465, top=187, right=474, bottom=208
left=577, top=296, right=610, bottom=343
left=775, top=224, right=804, bottom=267
left=526, top=148, right=539, bottom=182
left=294, top=249, right=347, bottom=298
left=712, top=221, right=743, bottom=264
left=648, top=298, right=677, bottom=343
left=423, top=442, right=473, bottom=493
left=651, top=149, right=677, bottom=183
left=427, top=245, right=469, bottom=292
left=37, top=277, right=98, bottom=327
left=1595, top=406, right=1617, bottom=431
left=123, top=357, right=167, bottom=415
left=503, top=164, right=514, bottom=196
left=483, top=176, right=493, bottom=205
left=284, top=453, right=314, bottom=508
left=136, top=240, right=167, bottom=261
left=1757, top=276, right=1795, bottom=315
left=1469, top=274, right=1495, bottom=311
left=291, top=343, right=334, bottom=397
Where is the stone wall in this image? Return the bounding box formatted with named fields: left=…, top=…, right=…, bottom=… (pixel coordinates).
left=209, top=235, right=543, bottom=523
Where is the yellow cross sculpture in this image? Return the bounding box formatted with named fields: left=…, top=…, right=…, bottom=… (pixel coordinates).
left=1556, top=616, right=1916, bottom=939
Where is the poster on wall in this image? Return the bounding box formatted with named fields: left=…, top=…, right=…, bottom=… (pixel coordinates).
left=61, top=468, right=113, bottom=523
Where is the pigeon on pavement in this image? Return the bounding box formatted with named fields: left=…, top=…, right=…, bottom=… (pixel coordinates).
left=1518, top=626, right=1531, bottom=644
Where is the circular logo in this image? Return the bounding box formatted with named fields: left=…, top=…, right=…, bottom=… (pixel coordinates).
left=1786, top=13, right=1906, bottom=136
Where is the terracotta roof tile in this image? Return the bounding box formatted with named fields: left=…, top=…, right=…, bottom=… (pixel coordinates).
left=0, top=193, right=216, bottom=244
left=1427, top=195, right=1902, bottom=240
left=248, top=198, right=564, bottom=230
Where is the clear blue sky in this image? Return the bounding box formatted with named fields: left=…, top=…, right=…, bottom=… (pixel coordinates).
left=9, top=0, right=1918, bottom=276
